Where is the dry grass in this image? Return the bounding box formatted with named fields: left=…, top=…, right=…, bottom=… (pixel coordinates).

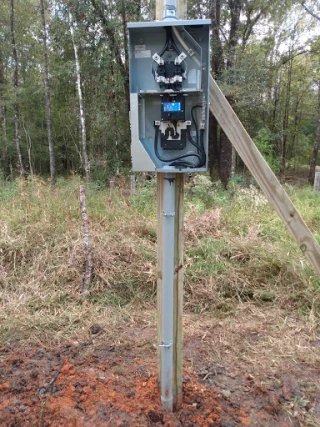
left=185, top=305, right=320, bottom=370
left=1, top=176, right=320, bottom=426
left=0, top=176, right=319, bottom=347
left=0, top=178, right=157, bottom=344
left=183, top=304, right=320, bottom=427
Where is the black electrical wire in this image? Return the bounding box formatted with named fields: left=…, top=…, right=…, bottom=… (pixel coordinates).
left=166, top=27, right=181, bottom=55
left=190, top=104, right=206, bottom=167
left=187, top=130, right=206, bottom=167
left=157, top=27, right=181, bottom=57
left=154, top=103, right=207, bottom=169
left=154, top=126, right=202, bottom=168
left=191, top=105, right=201, bottom=147
left=158, top=39, right=169, bottom=57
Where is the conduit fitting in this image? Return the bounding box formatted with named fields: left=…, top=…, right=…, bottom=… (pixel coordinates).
left=159, top=341, right=173, bottom=349
left=163, top=1, right=177, bottom=20
left=162, top=211, right=175, bottom=217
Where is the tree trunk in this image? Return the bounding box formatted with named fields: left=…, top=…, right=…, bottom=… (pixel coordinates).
left=0, top=106, right=8, bottom=179
left=40, top=0, right=56, bottom=187
left=270, top=68, right=282, bottom=136
left=121, top=0, right=129, bottom=77
left=226, top=0, right=241, bottom=182
left=69, top=9, right=90, bottom=182
left=281, top=28, right=296, bottom=173
left=22, top=119, right=34, bottom=177
left=219, top=130, right=233, bottom=188
left=290, top=95, right=301, bottom=169
left=10, top=0, right=26, bottom=179
left=80, top=184, right=93, bottom=294
left=281, top=57, right=293, bottom=173
left=309, top=80, right=320, bottom=185
left=90, top=0, right=130, bottom=108
left=209, top=0, right=223, bottom=179
left=209, top=112, right=219, bottom=176
left=0, top=47, right=9, bottom=178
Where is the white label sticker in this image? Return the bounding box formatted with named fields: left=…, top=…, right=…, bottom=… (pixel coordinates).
left=188, top=68, right=197, bottom=84
left=135, top=50, right=151, bottom=59
left=135, top=44, right=146, bottom=51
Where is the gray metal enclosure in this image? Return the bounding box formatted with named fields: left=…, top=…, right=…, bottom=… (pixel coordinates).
left=128, top=20, right=211, bottom=173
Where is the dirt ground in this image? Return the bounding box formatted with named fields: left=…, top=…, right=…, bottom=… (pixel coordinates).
left=1, top=306, right=319, bottom=427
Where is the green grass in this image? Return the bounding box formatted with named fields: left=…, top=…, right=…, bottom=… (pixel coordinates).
left=0, top=175, right=319, bottom=343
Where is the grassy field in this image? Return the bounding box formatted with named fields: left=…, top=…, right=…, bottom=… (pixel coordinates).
left=1, top=175, right=320, bottom=426
left=0, top=174, right=319, bottom=344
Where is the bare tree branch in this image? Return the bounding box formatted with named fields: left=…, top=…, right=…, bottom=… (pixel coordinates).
left=300, top=1, right=320, bottom=21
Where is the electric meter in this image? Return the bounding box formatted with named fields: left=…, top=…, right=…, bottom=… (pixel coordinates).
left=128, top=19, right=210, bottom=173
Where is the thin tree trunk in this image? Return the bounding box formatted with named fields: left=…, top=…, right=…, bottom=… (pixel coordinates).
left=22, top=119, right=34, bottom=177
left=0, top=106, right=8, bottom=178
left=209, top=112, right=219, bottom=176
left=290, top=95, right=301, bottom=169
left=225, top=0, right=241, bottom=182
left=80, top=185, right=92, bottom=294
left=0, top=48, right=9, bottom=178
left=40, top=0, right=56, bottom=187
left=90, top=0, right=130, bottom=108
left=281, top=27, right=297, bottom=173
left=231, top=146, right=236, bottom=178
left=10, top=0, right=26, bottom=179
left=219, top=130, right=232, bottom=188
left=121, top=0, right=129, bottom=76
left=209, top=0, right=223, bottom=178
left=270, top=68, right=282, bottom=135
left=281, top=56, right=293, bottom=173
left=309, top=80, right=320, bottom=185
left=69, top=9, right=90, bottom=182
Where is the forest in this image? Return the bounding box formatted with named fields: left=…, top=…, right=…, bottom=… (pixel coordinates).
left=1, top=2, right=320, bottom=426
left=0, top=0, right=319, bottom=186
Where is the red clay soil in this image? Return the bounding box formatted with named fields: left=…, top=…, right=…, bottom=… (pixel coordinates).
left=0, top=340, right=306, bottom=427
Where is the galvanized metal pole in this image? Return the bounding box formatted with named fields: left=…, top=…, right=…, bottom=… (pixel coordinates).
left=160, top=173, right=175, bottom=410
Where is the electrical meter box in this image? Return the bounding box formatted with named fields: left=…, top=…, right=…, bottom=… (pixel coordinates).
left=128, top=19, right=211, bottom=173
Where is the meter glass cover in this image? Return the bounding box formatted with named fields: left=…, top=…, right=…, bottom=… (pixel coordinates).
left=163, top=102, right=182, bottom=112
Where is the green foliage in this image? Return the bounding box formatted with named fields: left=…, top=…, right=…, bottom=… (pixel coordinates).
left=187, top=175, right=229, bottom=213
left=0, top=0, right=319, bottom=182
left=131, top=178, right=157, bottom=217
left=253, top=127, right=280, bottom=173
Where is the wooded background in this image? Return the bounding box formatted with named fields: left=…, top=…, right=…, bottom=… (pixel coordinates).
left=0, top=0, right=319, bottom=186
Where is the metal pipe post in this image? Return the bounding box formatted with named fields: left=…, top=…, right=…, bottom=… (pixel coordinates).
left=163, top=0, right=177, bottom=19
left=160, top=173, right=176, bottom=410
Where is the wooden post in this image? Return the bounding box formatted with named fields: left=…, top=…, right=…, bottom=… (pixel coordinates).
left=177, top=0, right=187, bottom=19
left=157, top=173, right=184, bottom=410
left=109, top=180, right=115, bottom=196
left=80, top=185, right=92, bottom=294
left=130, top=175, right=136, bottom=193
left=156, top=1, right=187, bottom=20
left=313, top=172, right=320, bottom=192
left=209, top=75, right=320, bottom=276
left=156, top=1, right=184, bottom=411
left=156, top=0, right=162, bottom=19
